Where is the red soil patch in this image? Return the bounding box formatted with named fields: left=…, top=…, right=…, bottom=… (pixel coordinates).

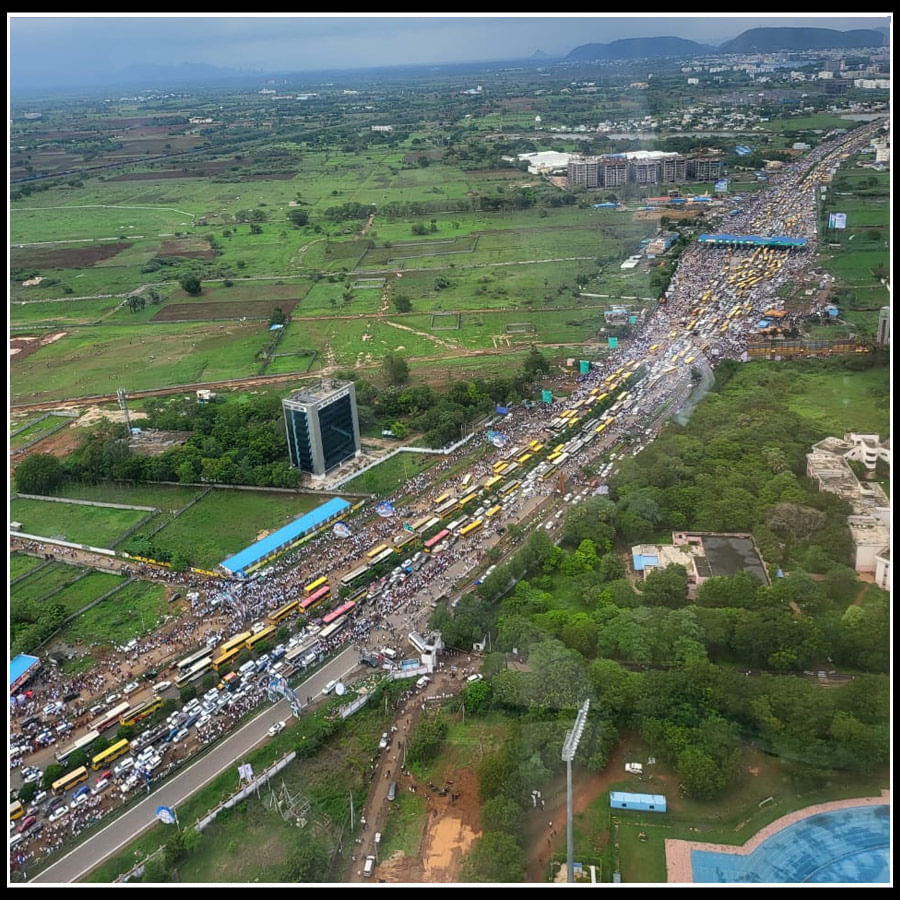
left=11, top=243, right=132, bottom=269
left=156, top=239, right=216, bottom=260
left=151, top=299, right=301, bottom=322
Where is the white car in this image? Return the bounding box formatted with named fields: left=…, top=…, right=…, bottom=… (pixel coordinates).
left=124, top=681, right=140, bottom=695
left=113, top=757, right=134, bottom=777
left=92, top=778, right=111, bottom=796
left=378, top=732, right=390, bottom=750
left=47, top=805, right=69, bottom=823
left=153, top=681, right=172, bottom=694
left=321, top=680, right=337, bottom=696
left=267, top=721, right=286, bottom=737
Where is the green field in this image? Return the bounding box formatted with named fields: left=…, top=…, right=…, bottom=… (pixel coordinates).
left=52, top=482, right=202, bottom=512
left=10, top=497, right=149, bottom=547
left=63, top=578, right=169, bottom=647
left=121, top=488, right=333, bottom=569
left=341, top=451, right=440, bottom=497
left=10, top=560, right=86, bottom=605
left=9, top=413, right=74, bottom=449
left=9, top=551, right=46, bottom=581
left=45, top=570, right=128, bottom=618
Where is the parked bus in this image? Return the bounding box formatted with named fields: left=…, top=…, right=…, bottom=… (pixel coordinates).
left=304, top=576, right=328, bottom=594
left=459, top=473, right=472, bottom=489
left=492, top=461, right=509, bottom=475
left=457, top=492, right=478, bottom=510
left=499, top=479, right=521, bottom=496
left=423, top=529, right=450, bottom=551
left=10, top=801, right=25, bottom=821
left=52, top=766, right=90, bottom=796
left=434, top=497, right=459, bottom=516
left=421, top=516, right=441, bottom=533
left=55, top=729, right=101, bottom=766
left=516, top=452, right=532, bottom=465
left=393, top=532, right=417, bottom=550
left=445, top=516, right=469, bottom=534
left=366, top=544, right=390, bottom=560
left=459, top=519, right=483, bottom=538
left=176, top=647, right=213, bottom=674
left=212, top=646, right=243, bottom=673
left=485, top=504, right=503, bottom=519
left=245, top=625, right=276, bottom=652
left=219, top=631, right=253, bottom=657
left=433, top=492, right=452, bottom=507
left=299, top=584, right=330, bottom=612
left=319, top=616, right=350, bottom=641
left=174, top=656, right=213, bottom=689
left=267, top=600, right=300, bottom=626
left=479, top=476, right=500, bottom=494
left=88, top=701, right=131, bottom=735
left=411, top=515, right=433, bottom=532
left=90, top=739, right=131, bottom=771
left=323, top=600, right=356, bottom=626
left=120, top=696, right=163, bottom=728
left=368, top=547, right=395, bottom=567
left=340, top=565, right=370, bottom=588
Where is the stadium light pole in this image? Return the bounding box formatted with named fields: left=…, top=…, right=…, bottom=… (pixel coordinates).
left=561, top=700, right=590, bottom=884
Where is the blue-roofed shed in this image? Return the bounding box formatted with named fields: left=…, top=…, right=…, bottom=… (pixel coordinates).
left=11, top=653, right=41, bottom=692
left=220, top=497, right=351, bottom=577
left=610, top=791, right=667, bottom=813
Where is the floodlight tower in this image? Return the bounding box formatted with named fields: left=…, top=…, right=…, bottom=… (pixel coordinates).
left=117, top=388, right=132, bottom=432
left=561, top=699, right=590, bottom=884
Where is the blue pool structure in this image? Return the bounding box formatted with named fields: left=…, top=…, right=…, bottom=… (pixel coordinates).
left=667, top=797, right=890, bottom=884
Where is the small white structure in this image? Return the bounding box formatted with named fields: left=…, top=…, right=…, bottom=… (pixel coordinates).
left=625, top=762, right=643, bottom=775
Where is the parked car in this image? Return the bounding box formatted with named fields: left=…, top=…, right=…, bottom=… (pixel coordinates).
left=267, top=721, right=285, bottom=737
left=113, top=757, right=134, bottom=777
left=378, top=732, right=390, bottom=750
left=17, top=815, right=37, bottom=834
left=47, top=806, right=69, bottom=824
left=124, top=681, right=140, bottom=695
left=153, top=681, right=172, bottom=694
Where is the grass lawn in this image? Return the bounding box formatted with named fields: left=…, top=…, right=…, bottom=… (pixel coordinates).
left=121, top=488, right=332, bottom=569
left=341, top=452, right=440, bottom=498
left=63, top=578, right=169, bottom=647
left=48, top=570, right=128, bottom=618
left=54, top=482, right=202, bottom=512
left=10, top=561, right=85, bottom=605
left=9, top=497, right=150, bottom=547
left=9, top=551, right=45, bottom=581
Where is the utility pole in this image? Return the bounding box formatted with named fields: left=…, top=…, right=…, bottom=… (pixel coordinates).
left=561, top=700, right=590, bottom=884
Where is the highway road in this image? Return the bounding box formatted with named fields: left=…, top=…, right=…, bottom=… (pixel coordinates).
left=30, top=647, right=359, bottom=884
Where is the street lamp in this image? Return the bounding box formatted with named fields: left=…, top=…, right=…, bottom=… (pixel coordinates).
left=561, top=699, right=590, bottom=884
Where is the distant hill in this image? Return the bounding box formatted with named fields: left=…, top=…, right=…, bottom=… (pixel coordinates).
left=721, top=27, right=888, bottom=53
left=567, top=36, right=712, bottom=61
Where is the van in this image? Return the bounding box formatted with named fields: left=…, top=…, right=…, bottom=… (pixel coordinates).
left=466, top=673, right=483, bottom=684
left=363, top=855, right=376, bottom=877
left=322, top=679, right=337, bottom=696
left=72, top=785, right=91, bottom=801
left=415, top=676, right=430, bottom=690
left=380, top=648, right=397, bottom=660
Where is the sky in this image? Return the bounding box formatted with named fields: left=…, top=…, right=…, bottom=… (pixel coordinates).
left=8, top=13, right=892, bottom=93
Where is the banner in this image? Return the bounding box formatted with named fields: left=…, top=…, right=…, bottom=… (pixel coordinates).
left=238, top=763, right=254, bottom=781
left=375, top=501, right=395, bottom=518
left=608, top=337, right=618, bottom=349
left=714, top=179, right=729, bottom=193
left=541, top=390, right=553, bottom=404
left=828, top=212, right=847, bottom=229
left=155, top=806, right=177, bottom=825
left=579, top=360, right=590, bottom=374
left=487, top=430, right=507, bottom=448
left=332, top=522, right=352, bottom=538
left=495, top=405, right=510, bottom=415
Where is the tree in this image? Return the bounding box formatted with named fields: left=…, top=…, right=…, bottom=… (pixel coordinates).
left=383, top=354, right=410, bottom=386
left=127, top=295, right=146, bottom=312
left=522, top=345, right=550, bottom=380
left=15, top=453, right=66, bottom=495
left=179, top=274, right=202, bottom=295
left=269, top=307, right=287, bottom=327
left=460, top=831, right=527, bottom=883
left=393, top=293, right=412, bottom=313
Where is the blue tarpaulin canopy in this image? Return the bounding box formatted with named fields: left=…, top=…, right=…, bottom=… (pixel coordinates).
left=220, top=497, right=351, bottom=576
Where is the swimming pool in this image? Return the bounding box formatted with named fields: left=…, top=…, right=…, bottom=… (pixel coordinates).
left=690, top=804, right=890, bottom=883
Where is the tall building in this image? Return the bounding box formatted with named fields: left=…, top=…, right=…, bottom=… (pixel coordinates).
left=282, top=380, right=361, bottom=478
left=567, top=156, right=600, bottom=189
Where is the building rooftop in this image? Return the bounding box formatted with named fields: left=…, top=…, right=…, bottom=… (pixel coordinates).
left=285, top=379, right=353, bottom=405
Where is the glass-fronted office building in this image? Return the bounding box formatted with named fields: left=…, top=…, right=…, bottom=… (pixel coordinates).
left=283, top=381, right=361, bottom=478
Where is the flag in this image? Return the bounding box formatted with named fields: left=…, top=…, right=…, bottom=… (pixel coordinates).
left=156, top=806, right=177, bottom=825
